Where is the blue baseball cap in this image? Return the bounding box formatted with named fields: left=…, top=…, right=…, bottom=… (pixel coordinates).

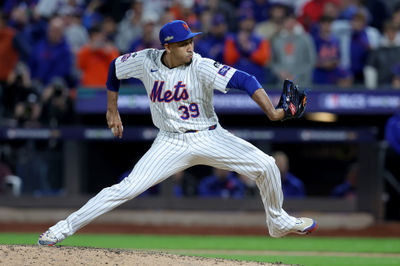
left=159, top=20, right=202, bottom=45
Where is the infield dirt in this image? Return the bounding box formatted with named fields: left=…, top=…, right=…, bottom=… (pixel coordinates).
left=0, top=245, right=286, bottom=266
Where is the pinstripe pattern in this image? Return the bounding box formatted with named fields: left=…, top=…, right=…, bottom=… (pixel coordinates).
left=50, top=127, right=297, bottom=240
left=115, top=49, right=235, bottom=132
left=49, top=48, right=299, bottom=241
left=185, top=127, right=297, bottom=237
left=50, top=132, right=192, bottom=240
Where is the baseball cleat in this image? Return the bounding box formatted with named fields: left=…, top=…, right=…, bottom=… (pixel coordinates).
left=38, top=230, right=59, bottom=246
left=292, top=217, right=318, bottom=235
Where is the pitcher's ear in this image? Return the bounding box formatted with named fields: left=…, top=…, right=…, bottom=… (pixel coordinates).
left=164, top=43, right=171, bottom=53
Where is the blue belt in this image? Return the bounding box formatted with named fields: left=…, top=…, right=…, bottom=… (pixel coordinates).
left=185, top=124, right=217, bottom=133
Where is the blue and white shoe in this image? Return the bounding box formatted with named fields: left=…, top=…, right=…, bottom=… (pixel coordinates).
left=293, top=217, right=318, bottom=235
left=38, top=230, right=59, bottom=246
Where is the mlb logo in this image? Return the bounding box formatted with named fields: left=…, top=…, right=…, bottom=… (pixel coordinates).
left=218, top=65, right=231, bottom=76
left=121, top=53, right=131, bottom=62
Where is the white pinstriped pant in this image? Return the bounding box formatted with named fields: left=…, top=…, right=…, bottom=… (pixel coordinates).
left=50, top=125, right=297, bottom=240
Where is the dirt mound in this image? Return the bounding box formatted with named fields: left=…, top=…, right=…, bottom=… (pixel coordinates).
left=0, top=245, right=284, bottom=266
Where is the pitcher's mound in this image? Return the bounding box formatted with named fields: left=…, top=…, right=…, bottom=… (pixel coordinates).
left=0, top=245, right=283, bottom=265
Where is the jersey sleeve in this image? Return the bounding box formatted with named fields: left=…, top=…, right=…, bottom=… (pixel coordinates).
left=114, top=49, right=146, bottom=80
left=198, top=57, right=237, bottom=93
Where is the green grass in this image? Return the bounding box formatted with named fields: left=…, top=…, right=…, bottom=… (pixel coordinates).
left=195, top=254, right=400, bottom=266
left=1, top=233, right=399, bottom=266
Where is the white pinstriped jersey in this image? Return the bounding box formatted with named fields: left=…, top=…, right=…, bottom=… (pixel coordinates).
left=45, top=27, right=314, bottom=244
left=115, top=49, right=237, bottom=133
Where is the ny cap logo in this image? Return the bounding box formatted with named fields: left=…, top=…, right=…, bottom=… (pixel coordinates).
left=159, top=20, right=202, bottom=45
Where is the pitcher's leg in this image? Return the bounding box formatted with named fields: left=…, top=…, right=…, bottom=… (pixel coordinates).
left=49, top=176, right=144, bottom=241
left=49, top=134, right=191, bottom=241
left=253, top=158, right=298, bottom=237
left=192, top=128, right=297, bottom=237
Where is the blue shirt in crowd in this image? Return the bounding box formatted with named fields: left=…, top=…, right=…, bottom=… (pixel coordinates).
left=313, top=33, right=348, bottom=84
left=198, top=172, right=246, bottom=199
left=29, top=37, right=72, bottom=86
left=282, top=172, right=305, bottom=198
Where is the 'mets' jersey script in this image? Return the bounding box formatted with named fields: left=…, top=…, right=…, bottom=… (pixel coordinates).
left=115, top=49, right=236, bottom=133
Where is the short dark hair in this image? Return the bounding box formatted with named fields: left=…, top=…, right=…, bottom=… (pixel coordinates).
left=383, top=20, right=398, bottom=32
left=319, top=16, right=335, bottom=23
left=88, top=25, right=102, bottom=36
left=352, top=11, right=367, bottom=22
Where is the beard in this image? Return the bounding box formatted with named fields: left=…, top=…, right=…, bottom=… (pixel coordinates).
left=185, top=58, right=193, bottom=66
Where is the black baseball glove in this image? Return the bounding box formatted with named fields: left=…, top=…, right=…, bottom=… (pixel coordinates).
left=276, top=79, right=307, bottom=121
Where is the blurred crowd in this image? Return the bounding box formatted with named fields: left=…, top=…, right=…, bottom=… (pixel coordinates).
left=1, top=0, right=400, bottom=128
left=105, top=150, right=306, bottom=199
left=120, top=150, right=358, bottom=200
left=1, top=145, right=354, bottom=199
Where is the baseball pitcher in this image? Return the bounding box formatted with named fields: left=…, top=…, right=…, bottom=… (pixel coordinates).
left=38, top=20, right=315, bottom=246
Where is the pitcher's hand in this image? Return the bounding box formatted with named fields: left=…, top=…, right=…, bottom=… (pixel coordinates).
left=106, top=110, right=123, bottom=138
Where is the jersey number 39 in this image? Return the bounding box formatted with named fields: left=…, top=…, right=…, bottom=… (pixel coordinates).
left=179, top=103, right=199, bottom=120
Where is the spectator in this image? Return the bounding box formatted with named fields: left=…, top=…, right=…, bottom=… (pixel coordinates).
left=237, top=173, right=258, bottom=196
left=308, top=1, right=340, bottom=38
left=77, top=25, right=119, bottom=87
left=0, top=12, right=19, bottom=85
left=62, top=9, right=88, bottom=55
left=255, top=3, right=290, bottom=41
left=270, top=13, right=316, bottom=86
left=154, top=8, right=175, bottom=36
left=298, top=0, right=339, bottom=31
left=170, top=0, right=197, bottom=24
left=7, top=5, right=33, bottom=63
left=10, top=5, right=49, bottom=56
left=125, top=13, right=160, bottom=85
left=331, top=163, right=358, bottom=199
left=239, top=0, right=270, bottom=23
left=364, top=21, right=400, bottom=89
left=34, top=0, right=65, bottom=19
left=29, top=16, right=74, bottom=87
left=348, top=11, right=372, bottom=83
left=2, top=0, right=38, bottom=17
left=115, top=0, right=144, bottom=53
left=385, top=112, right=400, bottom=155
left=128, top=13, right=160, bottom=52
left=223, top=10, right=270, bottom=83
left=195, top=14, right=228, bottom=63
left=142, top=0, right=169, bottom=18
left=171, top=170, right=198, bottom=197
left=14, top=90, right=42, bottom=128
left=101, top=16, right=118, bottom=43
left=321, top=0, right=340, bottom=19
left=384, top=112, right=400, bottom=220
left=195, top=0, right=237, bottom=32
left=40, top=77, right=75, bottom=127
left=56, top=0, right=84, bottom=17
left=81, top=0, right=104, bottom=30
left=2, top=62, right=34, bottom=119
left=195, top=6, right=210, bottom=33
left=198, top=168, right=246, bottom=198
left=272, top=151, right=305, bottom=199
left=364, top=0, right=389, bottom=32
left=337, top=0, right=370, bottom=22
left=312, top=16, right=352, bottom=87
left=331, top=11, right=381, bottom=84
